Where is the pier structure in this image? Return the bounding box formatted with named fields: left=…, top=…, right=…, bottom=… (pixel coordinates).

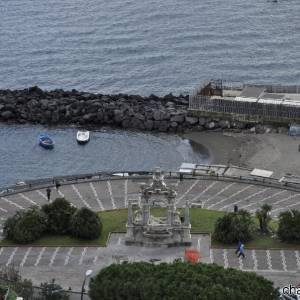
left=189, top=80, right=300, bottom=122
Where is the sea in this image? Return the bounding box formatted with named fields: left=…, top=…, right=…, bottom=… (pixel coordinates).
left=0, top=0, right=299, bottom=186
left=0, top=0, right=299, bottom=95
left=0, top=124, right=209, bottom=187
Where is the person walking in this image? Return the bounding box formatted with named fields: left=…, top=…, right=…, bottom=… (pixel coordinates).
left=55, top=180, right=61, bottom=191
left=237, top=243, right=245, bottom=259
left=46, top=187, right=51, bottom=202
left=235, top=240, right=242, bottom=255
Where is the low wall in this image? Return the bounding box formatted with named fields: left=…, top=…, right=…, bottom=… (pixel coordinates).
left=0, top=86, right=288, bottom=133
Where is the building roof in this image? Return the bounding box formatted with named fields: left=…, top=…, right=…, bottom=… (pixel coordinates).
left=260, top=93, right=284, bottom=100
left=239, top=86, right=266, bottom=99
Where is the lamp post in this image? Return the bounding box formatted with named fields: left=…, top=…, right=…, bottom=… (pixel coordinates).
left=81, top=269, right=93, bottom=300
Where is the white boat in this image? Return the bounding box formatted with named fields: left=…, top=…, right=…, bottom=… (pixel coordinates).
left=76, top=130, right=90, bottom=144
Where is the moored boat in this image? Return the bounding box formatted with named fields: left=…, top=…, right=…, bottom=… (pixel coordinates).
left=38, top=134, right=54, bottom=149
left=76, top=130, right=90, bottom=144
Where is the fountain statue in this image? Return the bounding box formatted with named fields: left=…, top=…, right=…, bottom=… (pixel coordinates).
left=125, top=167, right=192, bottom=246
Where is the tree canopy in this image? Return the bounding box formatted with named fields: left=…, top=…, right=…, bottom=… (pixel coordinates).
left=70, top=207, right=101, bottom=239
left=89, top=262, right=276, bottom=300
left=213, top=210, right=255, bottom=244
left=42, top=198, right=76, bottom=234
left=277, top=210, right=300, bottom=242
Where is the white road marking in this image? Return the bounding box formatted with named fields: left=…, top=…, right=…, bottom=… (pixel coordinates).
left=266, top=250, right=273, bottom=271
left=295, top=251, right=300, bottom=271
left=49, top=247, right=60, bottom=267
left=58, top=189, right=65, bottom=198
left=79, top=247, right=87, bottom=265
left=272, top=193, right=300, bottom=213
left=221, top=188, right=271, bottom=210
left=176, top=180, right=199, bottom=204
left=6, top=247, right=18, bottom=266
left=238, top=256, right=243, bottom=270
left=20, top=247, right=32, bottom=267
left=117, top=237, right=121, bottom=245
left=107, top=181, right=116, bottom=209
left=240, top=269, right=295, bottom=273
left=93, top=247, right=101, bottom=266
left=197, top=238, right=201, bottom=251
left=207, top=185, right=253, bottom=209
left=124, top=179, right=128, bottom=208
left=280, top=250, right=287, bottom=272
left=0, top=248, right=3, bottom=257
left=0, top=207, right=7, bottom=213
left=190, top=181, right=218, bottom=203
left=19, top=193, right=40, bottom=207
left=210, top=249, right=214, bottom=263
left=223, top=249, right=229, bottom=269
left=246, top=190, right=287, bottom=212
left=72, top=185, right=91, bottom=209
left=89, top=183, right=104, bottom=211
left=36, top=190, right=48, bottom=201
left=64, top=247, right=73, bottom=266
left=1, top=197, right=25, bottom=210
left=34, top=247, right=46, bottom=266
left=202, top=183, right=236, bottom=207
left=252, top=250, right=258, bottom=271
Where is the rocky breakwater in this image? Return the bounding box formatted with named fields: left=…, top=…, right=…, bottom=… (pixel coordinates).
left=0, top=86, right=193, bottom=132
left=0, top=86, right=285, bottom=133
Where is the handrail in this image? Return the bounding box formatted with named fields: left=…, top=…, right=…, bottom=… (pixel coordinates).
left=0, top=168, right=300, bottom=197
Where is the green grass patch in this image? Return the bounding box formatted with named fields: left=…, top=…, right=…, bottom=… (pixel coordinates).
left=1, top=207, right=300, bottom=249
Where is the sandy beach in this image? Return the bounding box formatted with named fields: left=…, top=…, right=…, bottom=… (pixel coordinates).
left=184, top=131, right=300, bottom=178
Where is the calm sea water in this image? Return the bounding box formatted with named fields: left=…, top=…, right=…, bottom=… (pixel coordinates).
left=0, top=0, right=299, bottom=95
left=0, top=0, right=299, bottom=185
left=0, top=124, right=209, bottom=187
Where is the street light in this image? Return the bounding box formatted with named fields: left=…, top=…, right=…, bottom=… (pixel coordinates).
left=81, top=269, right=93, bottom=300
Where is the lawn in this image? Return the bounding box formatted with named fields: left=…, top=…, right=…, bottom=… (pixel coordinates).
left=1, top=208, right=300, bottom=249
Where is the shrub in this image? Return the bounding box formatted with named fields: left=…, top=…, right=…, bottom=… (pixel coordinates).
left=213, top=210, right=255, bottom=244
left=12, top=208, right=47, bottom=243
left=3, top=211, right=24, bottom=240
left=70, top=207, right=101, bottom=239
left=89, top=262, right=276, bottom=300
left=277, top=210, right=300, bottom=242
left=42, top=198, right=77, bottom=234
left=40, top=279, right=69, bottom=300
left=0, top=265, right=33, bottom=299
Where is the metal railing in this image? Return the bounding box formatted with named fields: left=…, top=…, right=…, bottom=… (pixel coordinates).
left=1, top=167, right=299, bottom=197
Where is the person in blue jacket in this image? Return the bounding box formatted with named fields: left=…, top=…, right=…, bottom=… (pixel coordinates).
left=235, top=240, right=242, bottom=255
left=238, top=243, right=245, bottom=258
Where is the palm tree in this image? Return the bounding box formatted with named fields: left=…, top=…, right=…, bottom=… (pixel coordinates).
left=256, top=204, right=272, bottom=234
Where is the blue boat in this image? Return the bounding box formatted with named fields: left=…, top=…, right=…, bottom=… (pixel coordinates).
left=38, top=134, right=54, bottom=149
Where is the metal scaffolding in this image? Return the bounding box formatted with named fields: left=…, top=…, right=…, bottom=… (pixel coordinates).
left=189, top=81, right=300, bottom=121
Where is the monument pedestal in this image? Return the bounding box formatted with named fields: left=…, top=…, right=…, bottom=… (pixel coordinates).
left=125, top=168, right=192, bottom=247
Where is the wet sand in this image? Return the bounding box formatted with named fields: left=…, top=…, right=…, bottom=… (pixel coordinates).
left=184, top=131, right=300, bottom=178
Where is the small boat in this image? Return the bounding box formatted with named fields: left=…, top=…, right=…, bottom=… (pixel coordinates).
left=38, top=133, right=54, bottom=149
left=76, top=130, right=90, bottom=144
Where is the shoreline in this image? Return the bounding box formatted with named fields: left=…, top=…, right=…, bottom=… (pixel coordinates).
left=0, top=86, right=290, bottom=134
left=184, top=131, right=300, bottom=178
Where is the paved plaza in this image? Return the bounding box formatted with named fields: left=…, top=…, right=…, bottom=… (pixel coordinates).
left=0, top=175, right=300, bottom=290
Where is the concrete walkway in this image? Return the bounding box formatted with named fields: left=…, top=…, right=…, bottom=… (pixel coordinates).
left=1, top=176, right=300, bottom=289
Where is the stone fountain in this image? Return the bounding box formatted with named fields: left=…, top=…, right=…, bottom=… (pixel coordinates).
left=125, top=168, right=192, bottom=247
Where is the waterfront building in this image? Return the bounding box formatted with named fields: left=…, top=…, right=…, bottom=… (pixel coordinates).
left=189, top=80, right=300, bottom=122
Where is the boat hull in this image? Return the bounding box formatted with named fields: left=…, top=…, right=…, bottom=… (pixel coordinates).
left=39, top=142, right=54, bottom=149
left=76, top=131, right=90, bottom=144
left=77, top=139, right=89, bottom=144
left=38, top=134, right=54, bottom=149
